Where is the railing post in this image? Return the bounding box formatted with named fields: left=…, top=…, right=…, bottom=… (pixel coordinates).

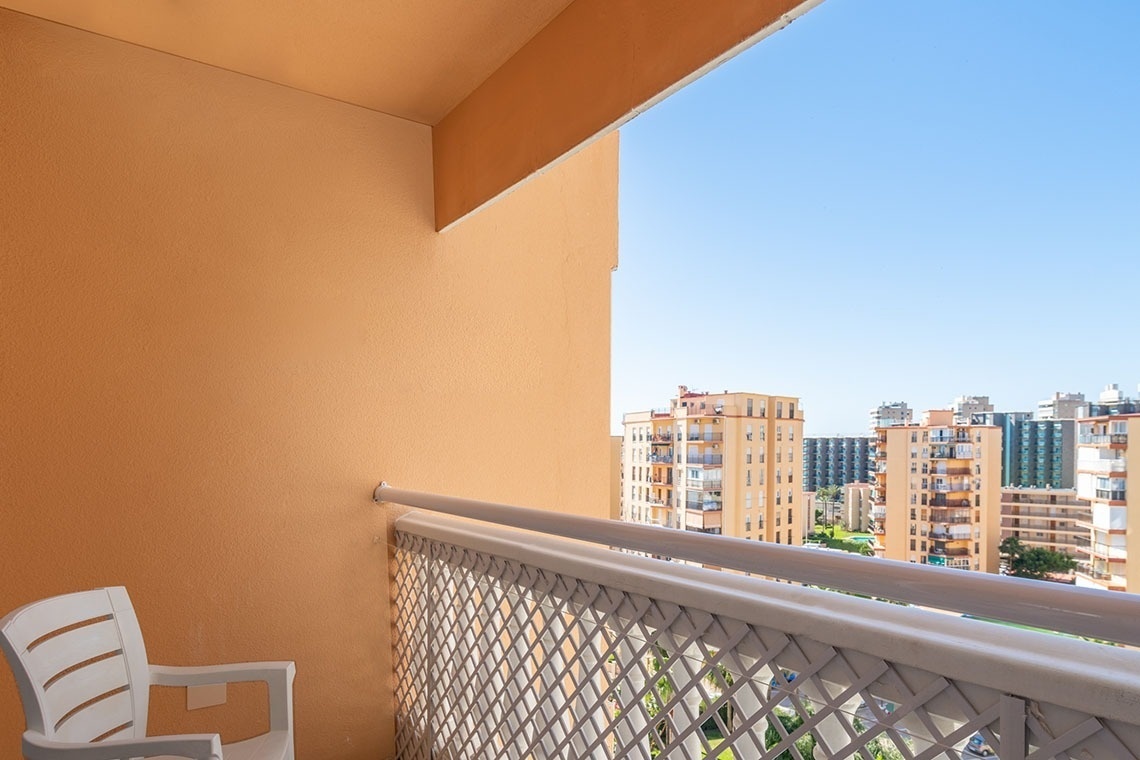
left=999, top=695, right=1027, bottom=760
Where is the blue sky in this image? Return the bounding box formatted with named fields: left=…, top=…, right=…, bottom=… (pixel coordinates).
left=612, top=0, right=1140, bottom=436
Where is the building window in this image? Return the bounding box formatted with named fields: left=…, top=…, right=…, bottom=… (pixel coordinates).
left=777, top=401, right=784, bottom=418
left=776, top=468, right=781, bottom=484
left=745, top=493, right=752, bottom=510
left=745, top=515, right=752, bottom=531
left=746, top=424, right=753, bottom=441
left=777, top=426, right=783, bottom=442
left=747, top=398, right=754, bottom=416
left=910, top=539, right=916, bottom=551
left=746, top=470, right=752, bottom=487
left=911, top=432, right=918, bottom=443
left=746, top=447, right=752, bottom=464
left=789, top=403, right=796, bottom=418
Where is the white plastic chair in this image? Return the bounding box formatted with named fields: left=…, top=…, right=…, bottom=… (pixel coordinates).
left=0, top=587, right=295, bottom=760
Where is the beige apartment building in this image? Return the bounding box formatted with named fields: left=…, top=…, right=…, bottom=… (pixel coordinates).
left=1074, top=414, right=1140, bottom=592
left=871, top=410, right=1002, bottom=572
left=844, top=482, right=874, bottom=532
left=622, top=387, right=804, bottom=545
left=1001, top=488, right=1089, bottom=558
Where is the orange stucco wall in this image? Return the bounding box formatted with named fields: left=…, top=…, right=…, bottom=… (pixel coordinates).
left=432, top=0, right=815, bottom=228
left=0, top=10, right=617, bottom=759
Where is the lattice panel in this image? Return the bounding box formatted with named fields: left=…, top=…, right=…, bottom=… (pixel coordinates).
left=391, top=531, right=1140, bottom=760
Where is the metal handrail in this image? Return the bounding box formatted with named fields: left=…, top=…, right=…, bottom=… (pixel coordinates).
left=374, top=483, right=1140, bottom=646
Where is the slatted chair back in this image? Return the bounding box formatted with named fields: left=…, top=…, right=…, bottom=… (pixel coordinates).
left=0, top=587, right=151, bottom=746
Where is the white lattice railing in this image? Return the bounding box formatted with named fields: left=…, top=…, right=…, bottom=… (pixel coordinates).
left=380, top=486, right=1140, bottom=760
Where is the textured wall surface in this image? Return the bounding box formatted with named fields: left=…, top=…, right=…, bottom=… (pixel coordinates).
left=0, top=10, right=617, bottom=758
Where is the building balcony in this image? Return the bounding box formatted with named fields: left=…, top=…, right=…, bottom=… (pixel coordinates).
left=1095, top=489, right=1127, bottom=501
left=687, top=432, right=724, bottom=443
left=930, top=548, right=971, bottom=558
left=1075, top=541, right=1127, bottom=561
left=928, top=530, right=972, bottom=540
left=931, top=480, right=971, bottom=493
left=683, top=508, right=723, bottom=532
left=386, top=486, right=1140, bottom=760
left=687, top=454, right=724, bottom=466
left=685, top=478, right=723, bottom=491
left=650, top=435, right=674, bottom=446
left=930, top=466, right=971, bottom=477
left=1077, top=459, right=1127, bottom=475
left=1079, top=434, right=1128, bottom=446
left=1074, top=563, right=1128, bottom=592
left=648, top=454, right=675, bottom=464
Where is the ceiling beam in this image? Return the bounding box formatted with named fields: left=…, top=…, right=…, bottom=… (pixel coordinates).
left=432, top=0, right=822, bottom=231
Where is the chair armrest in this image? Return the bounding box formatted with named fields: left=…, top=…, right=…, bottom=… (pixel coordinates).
left=150, top=661, right=295, bottom=687
left=150, top=662, right=295, bottom=732
left=23, top=730, right=222, bottom=760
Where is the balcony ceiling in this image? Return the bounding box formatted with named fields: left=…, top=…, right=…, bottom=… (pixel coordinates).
left=0, top=0, right=575, bottom=124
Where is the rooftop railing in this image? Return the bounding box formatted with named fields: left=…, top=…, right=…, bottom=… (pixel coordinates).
left=377, top=484, right=1140, bottom=760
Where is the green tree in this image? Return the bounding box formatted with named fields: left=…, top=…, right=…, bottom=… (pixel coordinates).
left=1000, top=536, right=1077, bottom=580
left=816, top=485, right=843, bottom=528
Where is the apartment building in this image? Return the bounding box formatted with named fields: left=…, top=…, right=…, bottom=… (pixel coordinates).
left=952, top=395, right=994, bottom=425
left=1001, top=488, right=1090, bottom=557
left=1074, top=413, right=1140, bottom=592
left=975, top=412, right=1075, bottom=488
left=844, top=482, right=874, bottom=533
left=621, top=386, right=804, bottom=545
left=869, top=401, right=912, bottom=433
left=1080, top=383, right=1140, bottom=418
left=802, top=436, right=873, bottom=492
left=871, top=410, right=1002, bottom=572
left=1038, top=392, right=1086, bottom=420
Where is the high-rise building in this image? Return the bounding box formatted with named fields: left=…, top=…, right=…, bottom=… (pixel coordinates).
left=621, top=386, right=804, bottom=545
left=1074, top=413, right=1140, bottom=592
left=975, top=412, right=1075, bottom=488
left=870, top=409, right=1002, bottom=572
left=1012, top=419, right=1076, bottom=489
left=802, top=436, right=873, bottom=492
left=952, top=395, right=994, bottom=425
left=869, top=402, right=912, bottom=433
left=1037, top=392, right=1086, bottom=420
left=1001, top=488, right=1089, bottom=559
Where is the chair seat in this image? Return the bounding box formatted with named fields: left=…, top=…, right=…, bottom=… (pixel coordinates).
left=150, top=729, right=291, bottom=760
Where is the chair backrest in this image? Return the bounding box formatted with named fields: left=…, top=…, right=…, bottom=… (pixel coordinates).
left=0, top=587, right=151, bottom=744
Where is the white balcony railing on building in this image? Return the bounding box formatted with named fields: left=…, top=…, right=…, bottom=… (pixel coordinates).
left=377, top=484, right=1140, bottom=760
left=1077, top=458, right=1128, bottom=474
